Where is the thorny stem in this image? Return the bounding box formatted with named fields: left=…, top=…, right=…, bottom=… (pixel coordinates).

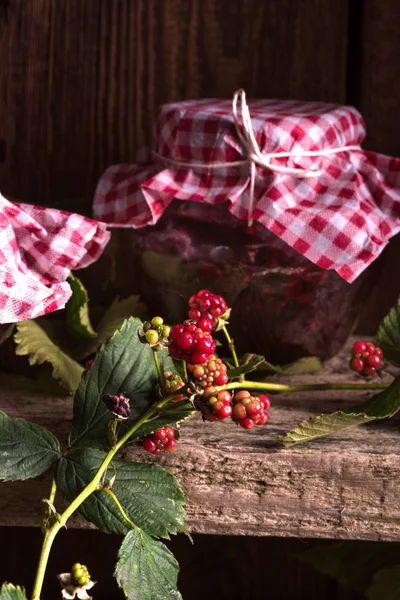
left=100, top=487, right=137, bottom=529
left=48, top=478, right=57, bottom=506
left=217, top=380, right=389, bottom=394
left=153, top=350, right=166, bottom=390
left=221, top=325, right=240, bottom=370
left=181, top=359, right=188, bottom=381
left=260, top=360, right=283, bottom=374
left=30, top=388, right=183, bottom=600
left=41, top=478, right=59, bottom=535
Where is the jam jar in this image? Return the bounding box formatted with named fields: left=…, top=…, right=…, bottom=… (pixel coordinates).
left=127, top=200, right=372, bottom=364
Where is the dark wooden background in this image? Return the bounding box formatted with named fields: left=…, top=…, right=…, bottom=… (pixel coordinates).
left=0, top=1, right=399, bottom=598
left=1, top=0, right=400, bottom=330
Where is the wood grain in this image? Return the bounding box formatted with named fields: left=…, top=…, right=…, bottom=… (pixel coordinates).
left=0, top=0, right=349, bottom=207
left=359, top=1, right=400, bottom=156
left=0, top=337, right=399, bottom=542
left=355, top=0, right=400, bottom=331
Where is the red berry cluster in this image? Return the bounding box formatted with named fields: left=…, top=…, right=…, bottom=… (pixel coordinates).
left=201, top=388, right=233, bottom=421
left=231, top=390, right=270, bottom=429
left=188, top=289, right=228, bottom=329
left=169, top=321, right=216, bottom=365
left=194, top=386, right=271, bottom=428
left=187, top=355, right=229, bottom=388
left=142, top=426, right=177, bottom=454
left=349, top=340, right=383, bottom=377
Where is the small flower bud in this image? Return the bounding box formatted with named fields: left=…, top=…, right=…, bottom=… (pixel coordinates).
left=58, top=563, right=95, bottom=600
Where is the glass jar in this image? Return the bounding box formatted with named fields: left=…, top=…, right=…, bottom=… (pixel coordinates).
left=127, top=200, right=372, bottom=364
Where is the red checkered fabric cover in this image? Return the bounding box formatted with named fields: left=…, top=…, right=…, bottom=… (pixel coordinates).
left=0, top=193, right=110, bottom=323
left=93, top=97, right=400, bottom=282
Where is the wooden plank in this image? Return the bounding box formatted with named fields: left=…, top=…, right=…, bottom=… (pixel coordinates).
left=0, top=337, right=399, bottom=541
left=0, top=0, right=349, bottom=207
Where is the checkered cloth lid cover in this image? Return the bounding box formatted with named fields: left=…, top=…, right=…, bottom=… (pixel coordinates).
left=93, top=96, right=400, bottom=283
left=0, top=193, right=110, bottom=323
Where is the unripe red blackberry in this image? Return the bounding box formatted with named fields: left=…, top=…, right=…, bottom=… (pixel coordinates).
left=187, top=355, right=229, bottom=388
left=168, top=321, right=216, bottom=364
left=205, top=389, right=233, bottom=420
left=142, top=426, right=178, bottom=454
left=231, top=390, right=270, bottom=429
left=349, top=340, right=383, bottom=377
left=193, top=386, right=233, bottom=421
left=188, top=290, right=229, bottom=329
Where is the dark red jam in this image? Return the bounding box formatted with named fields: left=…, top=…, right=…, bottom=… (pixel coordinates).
left=128, top=201, right=371, bottom=363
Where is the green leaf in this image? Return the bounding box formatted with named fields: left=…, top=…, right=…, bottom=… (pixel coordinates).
left=130, top=402, right=193, bottom=442
left=0, top=583, right=27, bottom=600
left=14, top=320, right=84, bottom=393
left=56, top=448, right=188, bottom=538
left=115, top=529, right=182, bottom=600
left=278, top=376, right=400, bottom=447
left=281, top=356, right=322, bottom=375
left=343, top=374, right=400, bottom=419
left=299, top=541, right=400, bottom=593
left=367, top=566, right=400, bottom=599
left=376, top=297, right=400, bottom=366
left=227, top=355, right=266, bottom=378
left=0, top=411, right=60, bottom=480
left=69, top=318, right=158, bottom=450
left=83, top=296, right=147, bottom=357
left=65, top=273, right=97, bottom=339
left=277, top=411, right=372, bottom=447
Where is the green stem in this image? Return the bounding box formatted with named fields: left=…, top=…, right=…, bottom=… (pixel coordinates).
left=48, top=479, right=57, bottom=506
left=221, top=325, right=240, bottom=369
left=217, top=380, right=389, bottom=394
left=153, top=350, right=166, bottom=389
left=181, top=360, right=188, bottom=382
left=31, top=528, right=59, bottom=600
left=31, top=389, right=181, bottom=600
left=100, top=487, right=137, bottom=529
left=260, top=360, right=283, bottom=374
left=41, top=478, right=58, bottom=527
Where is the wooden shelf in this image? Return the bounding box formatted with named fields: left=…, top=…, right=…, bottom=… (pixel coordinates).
left=1, top=337, right=399, bottom=542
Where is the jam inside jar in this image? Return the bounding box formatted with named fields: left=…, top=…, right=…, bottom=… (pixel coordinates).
left=130, top=200, right=372, bottom=363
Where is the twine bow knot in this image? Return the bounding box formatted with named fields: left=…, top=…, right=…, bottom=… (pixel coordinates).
left=154, top=89, right=360, bottom=226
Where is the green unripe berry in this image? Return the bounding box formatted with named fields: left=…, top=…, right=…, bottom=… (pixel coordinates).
left=145, top=329, right=159, bottom=345
left=162, top=325, right=171, bottom=338
left=151, top=316, right=164, bottom=327
left=71, top=563, right=91, bottom=586
left=71, top=563, right=82, bottom=574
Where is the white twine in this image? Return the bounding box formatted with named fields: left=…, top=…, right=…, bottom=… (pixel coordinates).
left=153, top=89, right=361, bottom=226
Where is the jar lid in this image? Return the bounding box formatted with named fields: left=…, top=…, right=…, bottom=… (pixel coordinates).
left=93, top=90, right=400, bottom=282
